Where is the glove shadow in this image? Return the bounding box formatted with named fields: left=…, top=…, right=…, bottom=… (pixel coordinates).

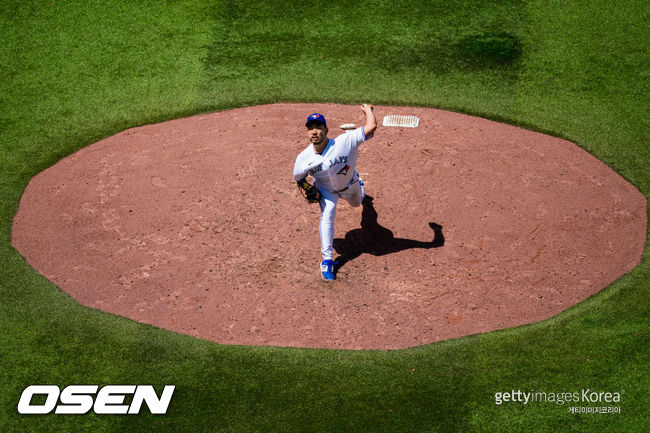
left=332, top=195, right=444, bottom=275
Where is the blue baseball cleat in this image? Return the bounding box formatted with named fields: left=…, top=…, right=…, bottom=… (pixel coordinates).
left=320, top=259, right=338, bottom=281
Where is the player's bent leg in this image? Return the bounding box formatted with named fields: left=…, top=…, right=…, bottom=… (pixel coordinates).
left=340, top=180, right=364, bottom=208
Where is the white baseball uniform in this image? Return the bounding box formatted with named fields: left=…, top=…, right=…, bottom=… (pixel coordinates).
left=293, top=127, right=372, bottom=260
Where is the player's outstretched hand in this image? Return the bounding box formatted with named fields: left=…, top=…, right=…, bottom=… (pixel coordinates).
left=360, top=104, right=377, bottom=136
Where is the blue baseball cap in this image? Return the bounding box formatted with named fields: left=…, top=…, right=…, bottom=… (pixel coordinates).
left=305, top=113, right=327, bottom=127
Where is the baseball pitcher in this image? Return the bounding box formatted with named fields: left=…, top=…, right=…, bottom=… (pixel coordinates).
left=293, top=104, right=377, bottom=280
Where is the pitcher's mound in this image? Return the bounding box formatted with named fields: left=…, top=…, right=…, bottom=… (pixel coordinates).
left=12, top=104, right=646, bottom=349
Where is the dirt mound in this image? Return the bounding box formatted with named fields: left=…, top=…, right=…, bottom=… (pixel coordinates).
left=12, top=104, right=646, bottom=349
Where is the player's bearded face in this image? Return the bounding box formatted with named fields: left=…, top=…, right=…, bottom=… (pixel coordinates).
left=307, top=123, right=328, bottom=145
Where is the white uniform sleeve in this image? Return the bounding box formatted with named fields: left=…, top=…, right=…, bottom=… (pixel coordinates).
left=293, top=154, right=308, bottom=181
left=293, top=150, right=323, bottom=182
left=348, top=126, right=371, bottom=147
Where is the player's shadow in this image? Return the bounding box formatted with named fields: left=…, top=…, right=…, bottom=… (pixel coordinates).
left=333, top=195, right=444, bottom=273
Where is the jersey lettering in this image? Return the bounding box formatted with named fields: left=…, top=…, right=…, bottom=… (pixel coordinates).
left=308, top=163, right=323, bottom=176
left=329, top=155, right=348, bottom=166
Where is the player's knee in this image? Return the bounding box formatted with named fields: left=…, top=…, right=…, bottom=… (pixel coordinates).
left=349, top=198, right=362, bottom=207
left=347, top=194, right=363, bottom=207
left=321, top=200, right=336, bottom=213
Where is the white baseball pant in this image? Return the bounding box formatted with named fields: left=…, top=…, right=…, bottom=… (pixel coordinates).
left=317, top=171, right=365, bottom=260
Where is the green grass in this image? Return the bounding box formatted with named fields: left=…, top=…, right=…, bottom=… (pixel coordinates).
left=1, top=0, right=648, bottom=431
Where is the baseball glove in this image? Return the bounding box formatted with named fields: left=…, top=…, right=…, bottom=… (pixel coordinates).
left=297, top=178, right=321, bottom=204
